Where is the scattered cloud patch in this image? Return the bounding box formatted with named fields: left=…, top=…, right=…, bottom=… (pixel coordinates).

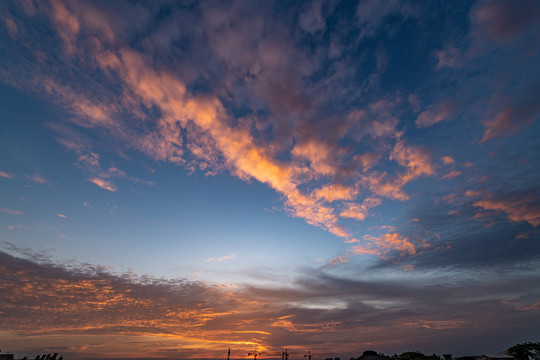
left=205, top=253, right=237, bottom=263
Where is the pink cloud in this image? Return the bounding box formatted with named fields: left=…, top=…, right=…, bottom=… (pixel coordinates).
left=0, top=208, right=24, bottom=215
left=415, top=101, right=456, bottom=128
left=49, top=0, right=80, bottom=54
left=29, top=174, right=48, bottom=184
left=473, top=0, right=540, bottom=44
left=0, top=171, right=12, bottom=178
left=481, top=93, right=540, bottom=142
left=205, top=253, right=236, bottom=263
left=442, top=171, right=462, bottom=180
left=3, top=16, right=18, bottom=38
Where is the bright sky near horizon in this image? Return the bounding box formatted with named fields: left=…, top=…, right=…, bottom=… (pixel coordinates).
left=0, top=0, right=539, bottom=359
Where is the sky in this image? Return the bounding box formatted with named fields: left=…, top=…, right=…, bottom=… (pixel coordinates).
left=0, top=0, right=539, bottom=359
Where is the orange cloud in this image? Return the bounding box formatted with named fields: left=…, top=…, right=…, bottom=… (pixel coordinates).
left=93, top=47, right=354, bottom=239
left=291, top=139, right=338, bottom=177
left=0, top=171, right=11, bottom=178
left=314, top=184, right=357, bottom=203
left=340, top=198, right=382, bottom=221
left=0, top=253, right=273, bottom=357
left=36, top=2, right=440, bottom=250
left=363, top=173, right=409, bottom=201
left=473, top=195, right=540, bottom=227
left=465, top=190, right=482, bottom=197
left=332, top=231, right=418, bottom=263
left=358, top=233, right=417, bottom=257
left=89, top=177, right=117, bottom=192
left=441, top=156, right=455, bottom=165
left=391, top=140, right=435, bottom=183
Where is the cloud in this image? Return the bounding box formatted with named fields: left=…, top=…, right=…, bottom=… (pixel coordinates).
left=314, top=184, right=358, bottom=203
left=0, top=171, right=11, bottom=178
left=2, top=15, right=18, bottom=38
left=481, top=86, right=540, bottom=142
left=473, top=0, right=540, bottom=44
left=3, top=0, right=533, bottom=263
left=442, top=171, right=461, bottom=180
left=356, top=0, right=418, bottom=39
left=390, top=140, right=435, bottom=183
left=340, top=198, right=382, bottom=221
left=28, top=174, right=48, bottom=184
left=356, top=232, right=417, bottom=257
left=0, top=208, right=24, bottom=215
left=205, top=253, right=236, bottom=263
left=89, top=177, right=117, bottom=192
left=0, top=250, right=258, bottom=357
left=441, top=156, right=455, bottom=165
left=415, top=101, right=456, bottom=128
left=298, top=0, right=327, bottom=35
left=3, top=250, right=540, bottom=359
left=473, top=193, right=540, bottom=227
left=49, top=0, right=80, bottom=54
left=435, top=45, right=461, bottom=69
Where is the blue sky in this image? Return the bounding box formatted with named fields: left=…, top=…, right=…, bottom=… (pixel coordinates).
left=0, top=0, right=539, bottom=359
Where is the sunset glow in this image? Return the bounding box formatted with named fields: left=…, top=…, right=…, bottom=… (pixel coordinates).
left=1, top=1, right=539, bottom=359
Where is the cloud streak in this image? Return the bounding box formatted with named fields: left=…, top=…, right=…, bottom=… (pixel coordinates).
left=2, top=250, right=540, bottom=359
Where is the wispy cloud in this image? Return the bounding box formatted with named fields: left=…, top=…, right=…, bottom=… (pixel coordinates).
left=205, top=253, right=237, bottom=263
left=89, top=177, right=116, bottom=192
left=0, top=208, right=24, bottom=215
left=28, top=174, right=48, bottom=184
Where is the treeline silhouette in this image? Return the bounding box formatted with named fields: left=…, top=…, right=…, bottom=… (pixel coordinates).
left=349, top=342, right=540, bottom=360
